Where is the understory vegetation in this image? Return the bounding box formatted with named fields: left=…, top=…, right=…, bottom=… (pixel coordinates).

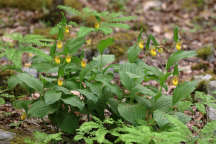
left=0, top=3, right=216, bottom=144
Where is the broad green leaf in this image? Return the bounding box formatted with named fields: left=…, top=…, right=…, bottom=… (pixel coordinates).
left=154, top=95, right=172, bottom=112
left=174, top=112, right=191, bottom=124
left=78, top=89, right=98, bottom=102
left=118, top=103, right=147, bottom=124
left=93, top=55, right=115, bottom=68
left=119, top=63, right=144, bottom=90
left=126, top=72, right=142, bottom=79
left=40, top=75, right=56, bottom=83
left=50, top=25, right=59, bottom=35
left=20, top=47, right=52, bottom=61
left=62, top=96, right=84, bottom=110
left=64, top=37, right=85, bottom=54
left=0, top=93, right=14, bottom=98
left=55, top=86, right=71, bottom=94
left=153, top=110, right=170, bottom=129
left=176, top=101, right=192, bottom=112
left=111, top=16, right=135, bottom=22
left=108, top=98, right=120, bottom=115
left=32, top=62, right=57, bottom=73
left=86, top=82, right=102, bottom=97
left=0, top=98, right=5, bottom=106
left=128, top=45, right=140, bottom=63
left=173, top=26, right=179, bottom=42
left=166, top=51, right=196, bottom=70
left=58, top=5, right=81, bottom=16
left=28, top=100, right=57, bottom=118
left=96, top=74, right=123, bottom=97
left=8, top=73, right=43, bottom=91
left=104, top=23, right=130, bottom=29
left=78, top=27, right=94, bottom=37
left=135, top=84, right=156, bottom=96
left=172, top=81, right=198, bottom=105
left=135, top=96, right=152, bottom=108
left=145, top=35, right=151, bottom=50
left=140, top=62, right=163, bottom=78
left=16, top=73, right=43, bottom=91
left=12, top=100, right=32, bottom=112
left=151, top=35, right=159, bottom=46
left=44, top=90, right=62, bottom=105
left=173, top=64, right=179, bottom=75
left=97, top=38, right=114, bottom=54
left=50, top=111, right=79, bottom=133
left=99, top=27, right=113, bottom=35
left=8, top=75, right=20, bottom=89
left=79, top=64, right=92, bottom=82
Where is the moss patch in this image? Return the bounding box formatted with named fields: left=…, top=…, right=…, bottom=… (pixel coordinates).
left=191, top=63, right=209, bottom=71
left=182, top=0, right=205, bottom=10
left=0, top=0, right=82, bottom=11
left=109, top=31, right=138, bottom=59
left=0, top=0, right=52, bottom=10
left=196, top=46, right=214, bottom=60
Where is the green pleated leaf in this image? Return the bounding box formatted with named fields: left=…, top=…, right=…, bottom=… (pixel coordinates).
left=119, top=63, right=144, bottom=90
left=0, top=98, right=5, bottom=106
left=118, top=103, right=147, bottom=124
left=64, top=37, right=85, bottom=54
left=44, top=90, right=62, bottom=105
left=172, top=81, right=198, bottom=105
left=174, top=112, right=191, bottom=124
left=8, top=73, right=43, bottom=91
left=78, top=27, right=94, bottom=37
left=62, top=96, right=84, bottom=110
left=97, top=38, right=114, bottom=54
left=8, top=75, right=20, bottom=90
left=166, top=51, right=196, bottom=70
left=128, top=45, right=141, bottom=63
left=78, top=89, right=98, bottom=102
left=28, top=100, right=57, bottom=118
left=153, top=110, right=170, bottom=129
left=173, top=26, right=179, bottom=42
left=93, top=55, right=115, bottom=68
left=17, top=73, right=43, bottom=91
left=50, top=111, right=79, bottom=134
left=12, top=100, right=32, bottom=112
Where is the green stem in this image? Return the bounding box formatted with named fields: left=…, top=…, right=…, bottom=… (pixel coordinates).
left=100, top=54, right=103, bottom=72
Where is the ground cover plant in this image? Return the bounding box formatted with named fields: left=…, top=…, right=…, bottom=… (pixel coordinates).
left=0, top=2, right=216, bottom=144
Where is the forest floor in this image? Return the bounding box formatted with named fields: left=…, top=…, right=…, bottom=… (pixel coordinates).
left=0, top=0, right=216, bottom=143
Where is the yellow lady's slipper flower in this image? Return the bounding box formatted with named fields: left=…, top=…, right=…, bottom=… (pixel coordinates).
left=81, top=59, right=87, bottom=68
left=138, top=41, right=144, bottom=49
left=57, top=78, right=63, bottom=86
left=172, top=76, right=179, bottom=86
left=176, top=41, right=182, bottom=51
left=86, top=39, right=92, bottom=46
left=20, top=112, right=26, bottom=120
left=57, top=40, right=63, bottom=49
left=94, top=23, right=100, bottom=29
left=28, top=53, right=33, bottom=57
left=65, top=25, right=70, bottom=33
left=158, top=47, right=163, bottom=53
left=55, top=56, right=61, bottom=64
left=150, top=47, right=157, bottom=56
left=24, top=62, right=31, bottom=67
left=65, top=55, right=71, bottom=63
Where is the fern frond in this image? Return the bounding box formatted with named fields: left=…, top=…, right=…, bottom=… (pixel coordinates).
left=58, top=5, right=81, bottom=16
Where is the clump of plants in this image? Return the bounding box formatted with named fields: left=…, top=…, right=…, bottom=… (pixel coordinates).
left=1, top=5, right=215, bottom=144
